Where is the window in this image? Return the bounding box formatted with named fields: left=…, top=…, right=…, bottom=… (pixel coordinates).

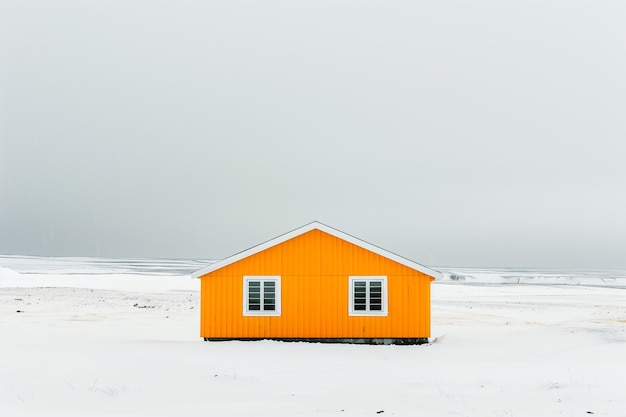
left=243, top=276, right=281, bottom=316
left=349, top=276, right=388, bottom=316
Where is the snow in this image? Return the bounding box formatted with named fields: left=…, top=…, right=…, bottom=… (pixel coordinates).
left=0, top=266, right=21, bottom=281
left=437, top=266, right=626, bottom=288
left=1, top=257, right=625, bottom=416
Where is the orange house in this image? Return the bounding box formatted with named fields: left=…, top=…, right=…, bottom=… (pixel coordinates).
left=192, top=222, right=441, bottom=345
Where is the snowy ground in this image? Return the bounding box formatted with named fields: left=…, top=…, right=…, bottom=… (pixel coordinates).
left=1, top=257, right=625, bottom=417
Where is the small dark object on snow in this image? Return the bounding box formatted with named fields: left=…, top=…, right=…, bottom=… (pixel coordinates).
left=586, top=412, right=594, bottom=415
left=376, top=411, right=384, bottom=414
left=16, top=310, right=23, bottom=313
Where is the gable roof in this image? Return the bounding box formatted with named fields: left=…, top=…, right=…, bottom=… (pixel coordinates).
left=192, top=221, right=442, bottom=280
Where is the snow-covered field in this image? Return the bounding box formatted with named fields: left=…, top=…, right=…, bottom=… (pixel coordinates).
left=1, top=256, right=625, bottom=417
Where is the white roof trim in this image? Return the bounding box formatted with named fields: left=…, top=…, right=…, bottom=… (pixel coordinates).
left=192, top=221, right=442, bottom=280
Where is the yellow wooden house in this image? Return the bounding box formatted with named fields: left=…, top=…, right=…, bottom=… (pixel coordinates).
left=192, top=222, right=441, bottom=345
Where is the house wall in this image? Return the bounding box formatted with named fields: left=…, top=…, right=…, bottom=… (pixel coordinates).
left=199, top=229, right=433, bottom=339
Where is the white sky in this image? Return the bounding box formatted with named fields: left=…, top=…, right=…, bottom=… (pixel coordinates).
left=1, top=1, right=625, bottom=268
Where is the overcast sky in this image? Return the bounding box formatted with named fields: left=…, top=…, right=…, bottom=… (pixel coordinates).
left=1, top=1, right=625, bottom=268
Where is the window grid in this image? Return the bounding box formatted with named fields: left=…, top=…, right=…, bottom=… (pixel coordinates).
left=349, top=276, right=388, bottom=316
left=243, top=276, right=281, bottom=316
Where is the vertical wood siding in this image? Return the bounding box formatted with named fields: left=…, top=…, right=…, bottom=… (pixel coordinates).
left=200, top=229, right=433, bottom=339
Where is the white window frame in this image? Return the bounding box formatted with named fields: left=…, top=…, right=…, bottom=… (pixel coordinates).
left=348, top=276, right=388, bottom=316
left=243, top=276, right=281, bottom=316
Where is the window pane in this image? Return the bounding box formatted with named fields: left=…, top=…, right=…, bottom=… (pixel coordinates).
left=370, top=281, right=382, bottom=310
left=248, top=281, right=261, bottom=310
left=263, top=281, right=276, bottom=311
left=354, top=281, right=367, bottom=311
